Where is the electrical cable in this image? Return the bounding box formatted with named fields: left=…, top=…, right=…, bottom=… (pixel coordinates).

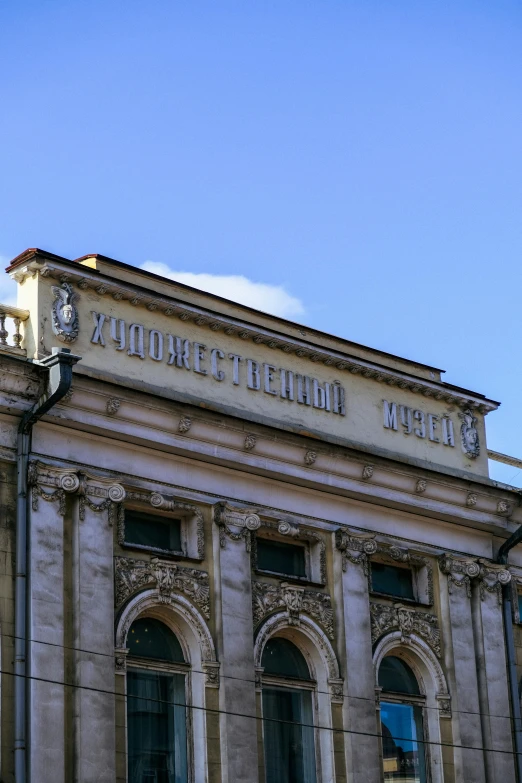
left=1, top=628, right=520, bottom=726
left=0, top=666, right=519, bottom=758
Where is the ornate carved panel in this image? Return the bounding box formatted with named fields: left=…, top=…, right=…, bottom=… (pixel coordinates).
left=252, top=580, right=334, bottom=639
left=370, top=602, right=441, bottom=658
left=115, top=555, right=210, bottom=618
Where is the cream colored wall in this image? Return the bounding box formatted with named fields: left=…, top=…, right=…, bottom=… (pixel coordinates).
left=18, top=272, right=491, bottom=478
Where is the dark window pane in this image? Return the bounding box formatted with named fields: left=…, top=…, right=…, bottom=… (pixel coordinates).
left=125, top=510, right=182, bottom=552
left=263, top=686, right=317, bottom=783
left=380, top=701, right=426, bottom=782
left=257, top=539, right=306, bottom=578
left=379, top=656, right=420, bottom=695
left=518, top=594, right=522, bottom=621
left=128, top=670, right=187, bottom=783
left=371, top=563, right=414, bottom=600
left=128, top=618, right=185, bottom=663
left=262, top=638, right=311, bottom=680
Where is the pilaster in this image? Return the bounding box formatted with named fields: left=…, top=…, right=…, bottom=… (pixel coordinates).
left=473, top=561, right=515, bottom=783
left=214, top=502, right=260, bottom=783
left=335, top=528, right=381, bottom=783
left=27, top=464, right=79, bottom=783
left=439, top=554, right=486, bottom=783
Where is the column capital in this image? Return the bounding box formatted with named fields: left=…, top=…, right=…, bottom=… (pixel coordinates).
left=214, top=501, right=261, bottom=550
left=477, top=559, right=511, bottom=603
left=439, top=554, right=480, bottom=598
left=335, top=527, right=377, bottom=574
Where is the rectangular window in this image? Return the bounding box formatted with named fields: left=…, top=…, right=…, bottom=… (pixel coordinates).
left=263, top=686, right=317, bottom=783
left=380, top=701, right=427, bottom=782
left=257, top=539, right=306, bottom=578
left=125, top=510, right=182, bottom=553
left=127, top=669, right=188, bottom=783
left=518, top=594, right=522, bottom=621
left=371, top=563, right=415, bottom=600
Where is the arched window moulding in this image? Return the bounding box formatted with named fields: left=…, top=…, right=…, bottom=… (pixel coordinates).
left=254, top=611, right=342, bottom=783
left=373, top=631, right=451, bottom=783
left=115, top=588, right=219, bottom=687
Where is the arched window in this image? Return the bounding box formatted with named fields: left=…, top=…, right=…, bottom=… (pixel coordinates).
left=127, top=617, right=188, bottom=783
left=261, top=637, right=317, bottom=783
left=378, top=655, right=427, bottom=783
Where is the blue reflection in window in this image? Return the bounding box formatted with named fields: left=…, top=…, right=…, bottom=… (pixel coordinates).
left=380, top=702, right=426, bottom=782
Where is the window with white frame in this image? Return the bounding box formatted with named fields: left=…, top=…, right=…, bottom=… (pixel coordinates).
left=261, top=637, right=317, bottom=783
left=127, top=617, right=190, bottom=783
left=378, top=655, right=427, bottom=783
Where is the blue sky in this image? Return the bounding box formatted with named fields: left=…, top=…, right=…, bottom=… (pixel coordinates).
left=1, top=0, right=521, bottom=484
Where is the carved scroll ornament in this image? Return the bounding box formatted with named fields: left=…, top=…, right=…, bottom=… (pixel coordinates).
left=115, top=555, right=210, bottom=618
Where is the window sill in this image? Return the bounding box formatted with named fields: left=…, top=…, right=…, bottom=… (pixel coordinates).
left=370, top=591, right=426, bottom=606
left=121, top=541, right=187, bottom=559
left=254, top=568, right=323, bottom=588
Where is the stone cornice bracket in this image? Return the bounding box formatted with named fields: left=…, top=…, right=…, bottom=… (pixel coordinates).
left=114, top=647, right=129, bottom=675
left=439, top=554, right=480, bottom=598
left=114, top=555, right=210, bottom=618
left=370, top=602, right=441, bottom=658
left=214, top=502, right=261, bottom=551
left=478, top=559, right=511, bottom=604
left=178, top=415, right=192, bottom=434
left=328, top=678, right=345, bottom=704
left=335, top=528, right=378, bottom=575
left=202, top=661, right=220, bottom=688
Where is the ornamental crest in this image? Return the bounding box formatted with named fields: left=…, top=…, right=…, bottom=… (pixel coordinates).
left=459, top=408, right=480, bottom=459
left=51, top=283, right=79, bottom=343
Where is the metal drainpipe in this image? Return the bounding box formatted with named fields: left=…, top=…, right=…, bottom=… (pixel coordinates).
left=15, top=347, right=80, bottom=783
left=497, top=525, right=522, bottom=783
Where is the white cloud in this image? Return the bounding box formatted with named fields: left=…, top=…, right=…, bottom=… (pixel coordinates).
left=0, top=256, right=17, bottom=306
left=140, top=261, right=305, bottom=320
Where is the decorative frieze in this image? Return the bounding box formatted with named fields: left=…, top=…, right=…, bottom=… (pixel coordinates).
left=114, top=555, right=210, bottom=618
left=497, top=500, right=510, bottom=516
left=335, top=528, right=378, bottom=576
left=370, top=602, right=441, bottom=658
left=252, top=580, right=334, bottom=639
left=214, top=502, right=261, bottom=551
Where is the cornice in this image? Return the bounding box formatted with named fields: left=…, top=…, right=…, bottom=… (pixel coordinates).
left=12, top=258, right=498, bottom=413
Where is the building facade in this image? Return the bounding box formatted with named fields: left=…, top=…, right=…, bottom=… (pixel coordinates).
left=0, top=247, right=521, bottom=783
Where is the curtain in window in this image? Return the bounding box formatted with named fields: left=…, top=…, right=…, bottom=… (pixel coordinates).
left=128, top=670, right=188, bottom=783
left=380, top=702, right=426, bottom=783
left=262, top=686, right=317, bottom=783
